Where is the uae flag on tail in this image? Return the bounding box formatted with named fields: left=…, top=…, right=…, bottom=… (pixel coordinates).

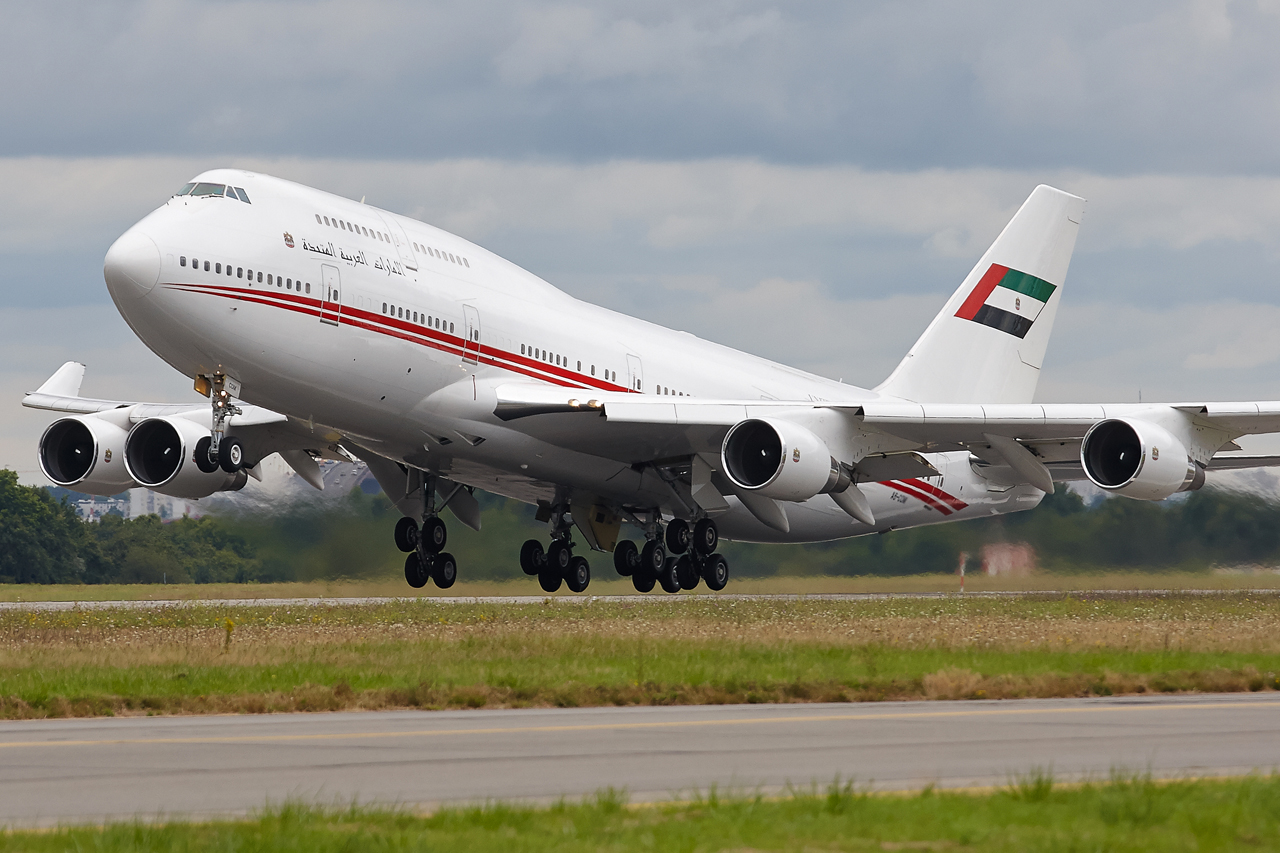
left=954, top=264, right=1056, bottom=339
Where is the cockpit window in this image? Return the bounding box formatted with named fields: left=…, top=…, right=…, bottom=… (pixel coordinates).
left=174, top=182, right=195, bottom=196
left=233, top=187, right=251, bottom=203
left=190, top=182, right=226, bottom=197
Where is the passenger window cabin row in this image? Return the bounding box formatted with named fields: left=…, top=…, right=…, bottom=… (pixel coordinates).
left=180, top=255, right=311, bottom=294
left=383, top=302, right=454, bottom=336
left=412, top=241, right=469, bottom=268
left=314, top=213, right=395, bottom=246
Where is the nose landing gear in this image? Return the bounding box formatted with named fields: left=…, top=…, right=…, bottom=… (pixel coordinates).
left=197, top=372, right=247, bottom=474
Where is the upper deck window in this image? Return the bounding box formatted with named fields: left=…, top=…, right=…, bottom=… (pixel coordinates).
left=190, top=183, right=225, bottom=197
left=174, top=183, right=196, bottom=196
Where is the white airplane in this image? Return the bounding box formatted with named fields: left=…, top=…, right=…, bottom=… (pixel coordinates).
left=23, top=171, right=1280, bottom=593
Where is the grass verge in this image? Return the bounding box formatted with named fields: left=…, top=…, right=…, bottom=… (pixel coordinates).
left=2, top=774, right=1278, bottom=851
left=2, top=595, right=1279, bottom=718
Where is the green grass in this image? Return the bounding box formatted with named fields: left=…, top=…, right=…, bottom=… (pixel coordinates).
left=2, top=596, right=1279, bottom=717
left=4, top=775, right=1279, bottom=851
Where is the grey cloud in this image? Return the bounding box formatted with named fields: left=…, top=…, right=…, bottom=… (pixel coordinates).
left=5, top=2, right=1280, bottom=172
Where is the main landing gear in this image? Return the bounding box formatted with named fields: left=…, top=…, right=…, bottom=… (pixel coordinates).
left=395, top=485, right=457, bottom=590
left=614, top=517, right=728, bottom=594
left=519, top=502, right=591, bottom=593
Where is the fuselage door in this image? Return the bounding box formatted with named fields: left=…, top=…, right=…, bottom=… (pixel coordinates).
left=320, top=264, right=341, bottom=326
left=377, top=213, right=418, bottom=271
left=462, top=304, right=481, bottom=364
left=626, top=353, right=644, bottom=392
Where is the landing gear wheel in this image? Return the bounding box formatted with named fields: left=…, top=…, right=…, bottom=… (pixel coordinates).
left=538, top=566, right=563, bottom=592
left=613, top=540, right=639, bottom=576
left=631, top=567, right=656, bottom=593
left=665, top=519, right=691, bottom=554
left=693, top=518, right=719, bottom=556
left=431, top=552, right=457, bottom=589
left=658, top=558, right=682, bottom=594
left=194, top=437, right=220, bottom=474
left=218, top=437, right=245, bottom=473
left=394, top=517, right=419, bottom=553
left=565, top=556, right=591, bottom=593
left=702, top=553, right=729, bottom=591
left=676, top=554, right=700, bottom=590
left=547, top=539, right=572, bottom=573
left=640, top=540, right=667, bottom=577
left=520, top=539, right=545, bottom=576
left=404, top=552, right=429, bottom=589
left=421, top=516, right=447, bottom=554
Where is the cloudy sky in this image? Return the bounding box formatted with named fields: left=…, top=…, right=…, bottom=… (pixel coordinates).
left=7, top=0, right=1280, bottom=481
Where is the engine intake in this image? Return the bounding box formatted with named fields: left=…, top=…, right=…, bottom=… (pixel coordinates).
left=721, top=418, right=850, bottom=502
left=1080, top=418, right=1204, bottom=501
left=38, top=415, right=136, bottom=495
left=124, top=417, right=247, bottom=499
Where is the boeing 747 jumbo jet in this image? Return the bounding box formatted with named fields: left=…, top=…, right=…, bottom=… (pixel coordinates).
left=23, top=171, right=1280, bottom=593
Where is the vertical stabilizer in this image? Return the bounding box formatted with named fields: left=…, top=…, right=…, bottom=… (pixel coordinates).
left=876, top=185, right=1085, bottom=404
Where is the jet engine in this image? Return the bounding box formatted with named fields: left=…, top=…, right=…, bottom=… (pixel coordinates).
left=38, top=415, right=137, bottom=495
left=124, top=417, right=247, bottom=499
left=721, top=417, right=850, bottom=501
left=1080, top=418, right=1205, bottom=501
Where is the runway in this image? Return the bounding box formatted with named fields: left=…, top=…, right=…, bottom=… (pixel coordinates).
left=2, top=693, right=1278, bottom=826
left=4, top=589, right=1278, bottom=611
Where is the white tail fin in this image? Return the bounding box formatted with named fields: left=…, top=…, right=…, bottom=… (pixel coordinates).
left=876, top=185, right=1085, bottom=404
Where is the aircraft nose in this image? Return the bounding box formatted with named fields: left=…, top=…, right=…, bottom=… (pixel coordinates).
left=103, top=228, right=161, bottom=299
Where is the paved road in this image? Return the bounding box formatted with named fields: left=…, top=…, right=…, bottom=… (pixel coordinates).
left=4, top=589, right=1277, bottom=611
left=2, top=694, right=1278, bottom=826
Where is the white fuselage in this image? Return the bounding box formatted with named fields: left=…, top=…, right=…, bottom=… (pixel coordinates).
left=105, top=169, right=1043, bottom=544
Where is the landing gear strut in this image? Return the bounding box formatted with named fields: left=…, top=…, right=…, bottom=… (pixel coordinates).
left=397, top=474, right=457, bottom=589
left=519, top=500, right=591, bottom=593
left=615, top=516, right=727, bottom=593
left=197, top=372, right=246, bottom=474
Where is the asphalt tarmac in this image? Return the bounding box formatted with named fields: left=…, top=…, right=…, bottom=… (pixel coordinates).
left=2, top=693, right=1278, bottom=826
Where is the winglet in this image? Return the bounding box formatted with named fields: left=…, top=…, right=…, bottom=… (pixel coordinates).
left=34, top=362, right=86, bottom=398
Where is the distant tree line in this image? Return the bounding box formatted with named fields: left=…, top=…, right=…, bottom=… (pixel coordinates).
left=4, top=466, right=1280, bottom=585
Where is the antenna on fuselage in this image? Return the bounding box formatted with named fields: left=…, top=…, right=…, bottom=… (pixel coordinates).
left=360, top=195, right=366, bottom=204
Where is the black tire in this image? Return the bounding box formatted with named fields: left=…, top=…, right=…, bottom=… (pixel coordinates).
left=538, top=566, right=563, bottom=592
left=676, top=554, right=700, bottom=590
left=693, top=518, right=719, bottom=556
left=194, top=437, right=220, bottom=474
left=394, top=517, right=419, bottom=553
left=519, top=539, right=544, bottom=575
left=421, top=516, right=447, bottom=554
left=631, top=568, right=656, bottom=593
left=658, top=558, right=681, bottom=594
left=640, top=539, right=666, bottom=576
left=404, top=552, right=428, bottom=589
left=702, top=553, right=729, bottom=591
left=547, top=539, right=572, bottom=573
left=219, top=437, right=245, bottom=473
left=432, top=552, right=457, bottom=589
left=565, top=556, right=591, bottom=593
left=613, top=539, right=639, bottom=576
left=665, top=519, right=691, bottom=554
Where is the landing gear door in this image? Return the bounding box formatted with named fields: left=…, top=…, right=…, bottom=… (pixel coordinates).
left=376, top=213, right=418, bottom=271
left=320, top=264, right=341, bottom=326
left=462, top=305, right=481, bottom=364
left=626, top=353, right=643, bottom=392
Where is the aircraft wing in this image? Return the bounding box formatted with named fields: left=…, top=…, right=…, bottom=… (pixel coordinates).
left=493, top=383, right=1280, bottom=473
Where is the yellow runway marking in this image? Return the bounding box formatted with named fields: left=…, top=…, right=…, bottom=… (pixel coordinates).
left=1, top=699, right=1277, bottom=751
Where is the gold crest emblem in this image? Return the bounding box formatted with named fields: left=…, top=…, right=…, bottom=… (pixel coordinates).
left=283, top=232, right=295, bottom=248
left=1152, top=447, right=1159, bottom=460
left=104, top=449, right=112, bottom=463
left=793, top=447, right=801, bottom=463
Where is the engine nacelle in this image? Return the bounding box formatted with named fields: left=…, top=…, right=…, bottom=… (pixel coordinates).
left=1080, top=418, right=1205, bottom=501
left=38, top=415, right=137, bottom=495
left=721, top=417, right=849, bottom=502
left=124, top=417, right=247, bottom=499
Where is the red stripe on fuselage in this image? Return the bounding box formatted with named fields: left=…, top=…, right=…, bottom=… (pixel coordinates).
left=882, top=480, right=953, bottom=515
left=901, top=478, right=968, bottom=511
left=160, top=281, right=633, bottom=394
left=954, top=263, right=1008, bottom=321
